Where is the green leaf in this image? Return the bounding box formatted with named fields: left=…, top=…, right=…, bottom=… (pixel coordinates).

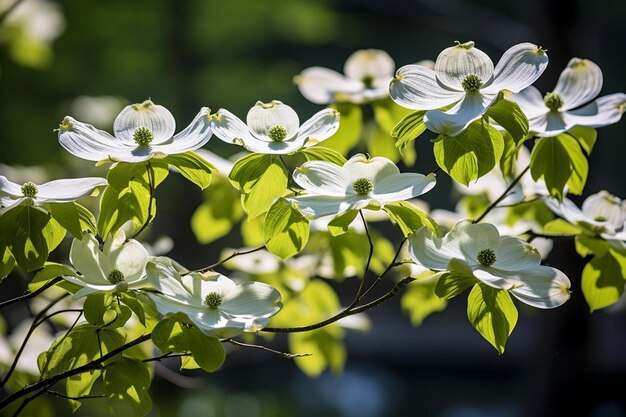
left=290, top=328, right=346, bottom=377
left=84, top=293, right=112, bottom=326
left=0, top=243, right=15, bottom=282
left=368, top=126, right=403, bottom=163
left=229, top=153, right=273, bottom=191
left=372, top=97, right=413, bottom=133
left=264, top=198, right=309, bottom=259
left=542, top=218, right=582, bottom=235
left=499, top=131, right=520, bottom=178
left=300, top=146, right=347, bottom=166
left=392, top=110, right=427, bottom=154
left=29, top=262, right=76, bottom=291
left=164, top=151, right=215, bottom=189
left=107, top=161, right=169, bottom=190
left=435, top=273, right=478, bottom=300
left=575, top=235, right=610, bottom=258
left=0, top=205, right=66, bottom=272
left=485, top=96, right=529, bottom=143
left=242, top=159, right=288, bottom=219
left=321, top=103, right=362, bottom=155
left=66, top=369, right=101, bottom=412
left=383, top=201, right=438, bottom=236
left=467, top=284, right=518, bottom=354
left=568, top=126, right=597, bottom=155
left=433, top=119, right=504, bottom=186
left=103, top=357, right=152, bottom=417
left=401, top=279, right=447, bottom=325
left=582, top=249, right=626, bottom=312
left=191, top=179, right=244, bottom=244
left=47, top=202, right=97, bottom=238
left=327, top=210, right=358, bottom=236
left=120, top=293, right=146, bottom=326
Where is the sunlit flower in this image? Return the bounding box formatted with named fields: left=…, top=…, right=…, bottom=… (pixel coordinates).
left=0, top=175, right=106, bottom=211
left=409, top=221, right=571, bottom=308
left=145, top=259, right=282, bottom=338
left=390, top=41, right=549, bottom=136
left=58, top=99, right=212, bottom=163
left=62, top=230, right=150, bottom=298
left=294, top=49, right=395, bottom=104
left=210, top=100, right=340, bottom=154
left=288, top=154, right=436, bottom=219
left=511, top=58, right=626, bottom=137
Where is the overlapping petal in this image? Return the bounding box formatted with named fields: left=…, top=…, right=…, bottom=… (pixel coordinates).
left=482, top=43, right=549, bottom=94
left=210, top=109, right=255, bottom=145
left=510, top=86, right=549, bottom=119
left=435, top=41, right=494, bottom=90
left=424, top=92, right=495, bottom=136
left=562, top=93, right=626, bottom=129
left=246, top=101, right=300, bottom=140
left=553, top=58, right=603, bottom=111
left=371, top=173, right=437, bottom=202
left=295, top=67, right=362, bottom=105
left=293, top=162, right=350, bottom=196
left=35, top=177, right=107, bottom=203
left=288, top=195, right=365, bottom=218
left=390, top=64, right=464, bottom=110
left=59, top=117, right=127, bottom=162
left=344, top=155, right=400, bottom=183
left=113, top=100, right=176, bottom=145
left=296, top=108, right=340, bottom=144
left=155, top=107, right=212, bottom=155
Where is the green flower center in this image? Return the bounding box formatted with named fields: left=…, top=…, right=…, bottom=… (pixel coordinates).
left=544, top=92, right=564, bottom=112
left=205, top=291, right=222, bottom=309
left=267, top=124, right=288, bottom=142
left=107, top=269, right=125, bottom=284
left=477, top=248, right=496, bottom=266
left=21, top=182, right=38, bottom=198
left=133, top=127, right=153, bottom=146
left=461, top=73, right=482, bottom=93
left=352, top=177, right=373, bottom=195
left=361, top=74, right=375, bottom=89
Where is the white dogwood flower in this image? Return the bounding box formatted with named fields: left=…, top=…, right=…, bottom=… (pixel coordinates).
left=0, top=175, right=106, bottom=211
left=294, top=49, right=395, bottom=104
left=408, top=221, right=571, bottom=308
left=288, top=154, right=436, bottom=219
left=210, top=100, right=340, bottom=154
left=145, top=259, right=282, bottom=338
left=511, top=58, right=626, bottom=137
left=58, top=99, right=212, bottom=163
left=390, top=41, right=549, bottom=136
left=62, top=230, right=150, bottom=298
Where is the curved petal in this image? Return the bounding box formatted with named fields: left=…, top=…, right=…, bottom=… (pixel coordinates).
left=221, top=281, right=282, bottom=317
left=492, top=236, right=541, bottom=271
left=344, top=49, right=395, bottom=82
left=69, top=234, right=107, bottom=284
left=181, top=273, right=237, bottom=302
left=435, top=41, right=494, bottom=90
left=297, top=108, right=341, bottom=144
left=457, top=223, right=501, bottom=263
left=0, top=176, right=24, bottom=197
left=288, top=195, right=365, bottom=219
left=191, top=310, right=250, bottom=338
left=145, top=261, right=198, bottom=305
left=113, top=100, right=176, bottom=144
left=408, top=224, right=467, bottom=270
left=293, top=161, right=350, bottom=196
left=294, top=67, right=362, bottom=105
left=246, top=101, right=300, bottom=140
left=508, top=266, right=571, bottom=309
left=544, top=196, right=590, bottom=225
left=510, top=86, right=550, bottom=119
left=482, top=43, right=549, bottom=94
left=35, top=177, right=107, bottom=203
left=472, top=268, right=513, bottom=289
left=562, top=93, right=626, bottom=129
left=371, top=173, right=437, bottom=202
left=390, top=64, right=464, bottom=110
left=108, top=239, right=149, bottom=283
left=424, top=92, right=493, bottom=136
left=209, top=108, right=255, bottom=147
left=155, top=107, right=212, bottom=155
left=239, top=135, right=308, bottom=154
left=581, top=190, right=625, bottom=232
left=344, top=155, right=400, bottom=183
left=58, top=116, right=127, bottom=162
left=527, top=111, right=568, bottom=137
left=553, top=58, right=603, bottom=111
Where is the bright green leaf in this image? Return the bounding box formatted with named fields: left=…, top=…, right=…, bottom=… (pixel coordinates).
left=401, top=279, right=448, bottom=325
left=568, top=126, right=597, bottom=155
left=47, top=202, right=97, bottom=238
left=0, top=243, right=15, bottom=282
left=575, top=235, right=610, bottom=258
left=435, top=273, right=478, bottom=300
left=290, top=328, right=346, bottom=377
left=327, top=210, right=358, bottom=236
left=322, top=103, right=362, bottom=155
left=103, top=357, right=152, bottom=417
left=164, top=151, right=215, bottom=189
left=191, top=179, right=244, bottom=244
left=242, top=159, right=288, bottom=219
left=300, top=146, right=347, bottom=166
left=467, top=284, right=518, bottom=354
left=392, top=110, right=427, bottom=154
left=229, top=153, right=274, bottom=192
left=264, top=198, right=309, bottom=259
left=582, top=249, right=626, bottom=312
left=383, top=201, right=438, bottom=236
left=485, top=96, right=529, bottom=143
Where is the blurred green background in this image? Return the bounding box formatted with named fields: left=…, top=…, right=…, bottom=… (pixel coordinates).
left=1, top=0, right=626, bottom=416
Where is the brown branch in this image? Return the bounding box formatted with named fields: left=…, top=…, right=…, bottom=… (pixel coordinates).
left=225, top=339, right=311, bottom=359
left=195, top=245, right=265, bottom=273
left=0, top=277, right=63, bottom=311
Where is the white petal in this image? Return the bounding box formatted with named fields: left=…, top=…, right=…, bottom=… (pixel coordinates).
left=553, top=58, right=603, bottom=111
left=181, top=273, right=236, bottom=302
left=434, top=41, right=494, bottom=90
left=408, top=224, right=466, bottom=270
left=145, top=261, right=198, bottom=305
left=297, top=108, right=341, bottom=145
left=190, top=310, right=249, bottom=338
left=69, top=234, right=107, bottom=284
left=239, top=135, right=309, bottom=155
left=344, top=49, right=395, bottom=83
left=510, top=86, right=549, bottom=119
left=155, top=107, right=212, bottom=155
left=246, top=101, right=300, bottom=140
left=108, top=239, right=149, bottom=283
left=73, top=285, right=113, bottom=299
left=424, top=92, right=494, bottom=136
left=457, top=223, right=501, bottom=263
left=562, top=93, right=626, bottom=129
left=113, top=100, right=176, bottom=144
left=482, top=43, right=549, bottom=94
left=221, top=281, right=282, bottom=317
left=344, top=155, right=400, bottom=183
left=209, top=108, right=255, bottom=145
left=544, top=196, right=591, bottom=225
left=508, top=266, right=571, bottom=309
left=581, top=190, right=625, bottom=232
left=371, top=173, right=437, bottom=202
left=58, top=116, right=127, bottom=162
left=35, top=177, right=107, bottom=203
left=390, top=64, right=464, bottom=110
left=492, top=236, right=541, bottom=271
left=288, top=195, right=366, bottom=219
left=527, top=111, right=568, bottom=137
left=294, top=67, right=362, bottom=105
left=0, top=176, right=23, bottom=196
left=472, top=268, right=513, bottom=289
left=293, top=161, right=350, bottom=196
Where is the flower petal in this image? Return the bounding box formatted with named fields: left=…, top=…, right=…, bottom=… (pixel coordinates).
left=390, top=64, right=464, bottom=110
left=371, top=173, right=437, bottom=202
left=562, top=93, right=626, bottom=129
left=344, top=155, right=400, bottom=183
left=58, top=116, right=127, bottom=162
left=408, top=223, right=467, bottom=270
left=297, top=108, right=341, bottom=145
left=113, top=99, right=176, bottom=144
left=35, top=177, right=107, bottom=203
left=181, top=273, right=237, bottom=302
left=107, top=236, right=149, bottom=283
left=0, top=176, right=24, bottom=197
left=209, top=108, right=255, bottom=145
left=246, top=100, right=300, bottom=140
left=293, top=161, right=350, bottom=196
left=239, top=135, right=308, bottom=154
left=344, top=49, right=395, bottom=83
left=482, top=43, right=549, bottom=94
left=288, top=195, right=366, bottom=219
left=510, top=86, right=549, bottom=119
left=581, top=190, right=625, bottom=232
left=435, top=41, right=494, bottom=90
left=527, top=111, right=568, bottom=137
left=69, top=234, right=107, bottom=284
left=155, top=107, right=212, bottom=155
left=424, top=92, right=494, bottom=136
left=145, top=260, right=198, bottom=305
left=221, top=281, right=282, bottom=317
left=492, top=236, right=541, bottom=271
left=294, top=67, right=362, bottom=105
left=508, top=266, right=571, bottom=309
left=553, top=58, right=603, bottom=111
left=457, top=223, right=501, bottom=263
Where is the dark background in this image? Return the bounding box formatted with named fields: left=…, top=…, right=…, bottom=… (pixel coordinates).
left=1, top=0, right=625, bottom=416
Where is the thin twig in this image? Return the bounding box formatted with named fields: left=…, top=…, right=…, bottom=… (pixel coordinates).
left=142, top=352, right=190, bottom=363
left=0, top=277, right=63, bottom=311
left=43, top=390, right=105, bottom=400
left=473, top=165, right=530, bottom=224
left=349, top=210, right=374, bottom=306
left=357, top=238, right=407, bottom=302
left=195, top=245, right=265, bottom=273
left=225, top=339, right=311, bottom=359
